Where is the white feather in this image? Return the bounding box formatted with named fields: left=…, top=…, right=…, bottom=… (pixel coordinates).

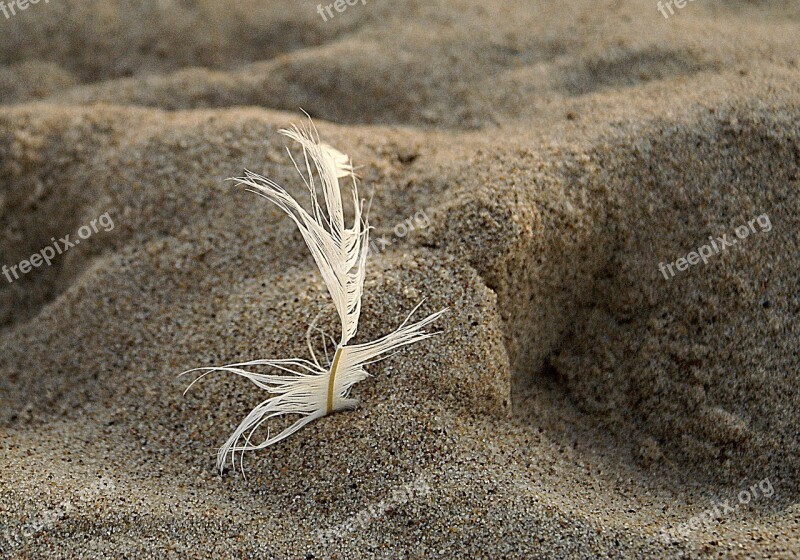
left=182, top=119, right=446, bottom=473
left=235, top=121, right=367, bottom=345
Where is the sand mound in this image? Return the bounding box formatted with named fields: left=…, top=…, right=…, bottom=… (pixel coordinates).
left=2, top=1, right=800, bottom=558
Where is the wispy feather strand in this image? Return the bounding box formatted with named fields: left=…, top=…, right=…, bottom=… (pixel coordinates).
left=182, top=119, right=445, bottom=473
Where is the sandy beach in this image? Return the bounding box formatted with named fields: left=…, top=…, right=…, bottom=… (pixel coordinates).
left=1, top=1, right=799, bottom=558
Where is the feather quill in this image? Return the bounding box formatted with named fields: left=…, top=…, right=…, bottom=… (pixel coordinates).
left=182, top=119, right=445, bottom=473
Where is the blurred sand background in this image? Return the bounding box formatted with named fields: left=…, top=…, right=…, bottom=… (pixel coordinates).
left=1, top=0, right=800, bottom=558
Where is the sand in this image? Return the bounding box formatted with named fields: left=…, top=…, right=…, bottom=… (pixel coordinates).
left=1, top=0, right=800, bottom=558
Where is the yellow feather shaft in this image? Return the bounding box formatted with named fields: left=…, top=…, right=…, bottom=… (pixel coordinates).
left=326, top=346, right=344, bottom=414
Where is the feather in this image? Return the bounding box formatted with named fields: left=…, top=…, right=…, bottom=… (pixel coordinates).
left=182, top=118, right=446, bottom=474
left=234, top=121, right=367, bottom=345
